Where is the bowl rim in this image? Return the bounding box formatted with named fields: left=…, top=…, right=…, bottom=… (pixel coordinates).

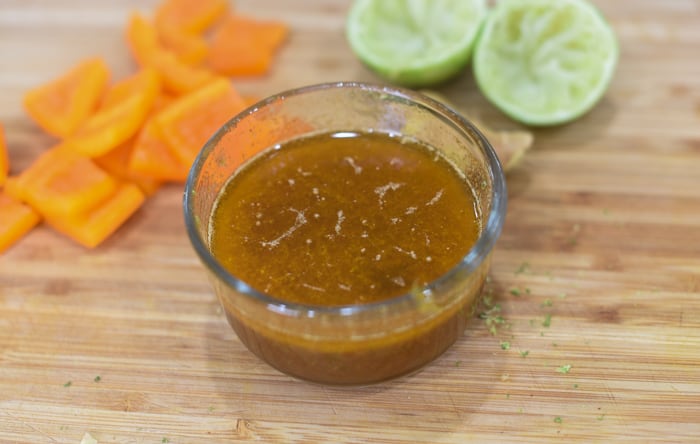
left=183, top=81, right=507, bottom=318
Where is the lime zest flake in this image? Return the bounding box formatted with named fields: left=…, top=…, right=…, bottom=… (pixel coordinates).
left=515, top=261, right=530, bottom=274
left=542, top=313, right=552, bottom=327
left=556, top=364, right=572, bottom=374
left=480, top=303, right=506, bottom=335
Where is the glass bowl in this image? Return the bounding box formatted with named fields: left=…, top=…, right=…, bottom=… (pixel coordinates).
left=184, top=82, right=506, bottom=385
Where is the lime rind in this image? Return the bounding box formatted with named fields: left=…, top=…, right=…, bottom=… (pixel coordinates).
left=347, top=0, right=488, bottom=87
left=473, top=0, right=618, bottom=126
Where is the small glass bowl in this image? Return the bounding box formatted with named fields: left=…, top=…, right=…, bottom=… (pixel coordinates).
left=184, top=82, right=506, bottom=385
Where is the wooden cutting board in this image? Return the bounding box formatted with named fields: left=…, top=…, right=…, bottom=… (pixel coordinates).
left=1, top=0, right=699, bottom=442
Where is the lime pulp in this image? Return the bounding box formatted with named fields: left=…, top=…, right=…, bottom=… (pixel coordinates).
left=473, top=0, right=619, bottom=126
left=346, top=0, right=488, bottom=87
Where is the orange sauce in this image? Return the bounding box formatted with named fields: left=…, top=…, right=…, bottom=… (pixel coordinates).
left=209, top=131, right=481, bottom=306
left=208, top=130, right=485, bottom=384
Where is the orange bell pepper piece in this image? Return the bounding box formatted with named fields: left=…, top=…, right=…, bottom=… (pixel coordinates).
left=10, top=146, right=145, bottom=248
left=126, top=13, right=216, bottom=96
left=0, top=193, right=41, bottom=254
left=128, top=119, right=190, bottom=183
left=125, top=12, right=161, bottom=66
left=158, top=25, right=209, bottom=66
left=101, top=67, right=161, bottom=109
left=7, top=145, right=76, bottom=203
left=24, top=154, right=119, bottom=217
left=66, top=68, right=161, bottom=157
left=150, top=50, right=217, bottom=95
left=9, top=144, right=120, bottom=217
left=2, top=176, right=23, bottom=202
left=45, top=183, right=145, bottom=248
left=94, top=138, right=162, bottom=195
left=156, top=78, right=247, bottom=166
left=0, top=123, right=8, bottom=186
left=152, top=92, right=178, bottom=113
left=208, top=15, right=288, bottom=77
left=154, top=0, right=229, bottom=35
left=23, top=58, right=110, bottom=138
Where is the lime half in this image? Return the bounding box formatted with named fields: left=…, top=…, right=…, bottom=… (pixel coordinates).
left=473, top=0, right=618, bottom=126
left=346, top=0, right=487, bottom=87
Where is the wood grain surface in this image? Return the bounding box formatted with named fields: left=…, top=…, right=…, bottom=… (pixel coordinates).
left=1, top=0, right=700, bottom=442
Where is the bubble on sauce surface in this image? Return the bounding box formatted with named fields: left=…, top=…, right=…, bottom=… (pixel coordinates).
left=301, top=283, right=325, bottom=293
left=394, top=246, right=417, bottom=260
left=392, top=276, right=406, bottom=287
left=260, top=207, right=308, bottom=250
left=334, top=210, right=345, bottom=235
left=426, top=189, right=444, bottom=206
left=343, top=156, right=363, bottom=174
left=297, top=167, right=312, bottom=177
left=374, top=182, right=404, bottom=208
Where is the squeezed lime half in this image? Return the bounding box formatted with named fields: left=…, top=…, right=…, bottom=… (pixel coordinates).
left=473, top=0, right=618, bottom=126
left=346, top=0, right=487, bottom=87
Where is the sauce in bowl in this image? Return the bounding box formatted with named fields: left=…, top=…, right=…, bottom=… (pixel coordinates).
left=184, top=82, right=506, bottom=385
left=210, top=130, right=481, bottom=305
